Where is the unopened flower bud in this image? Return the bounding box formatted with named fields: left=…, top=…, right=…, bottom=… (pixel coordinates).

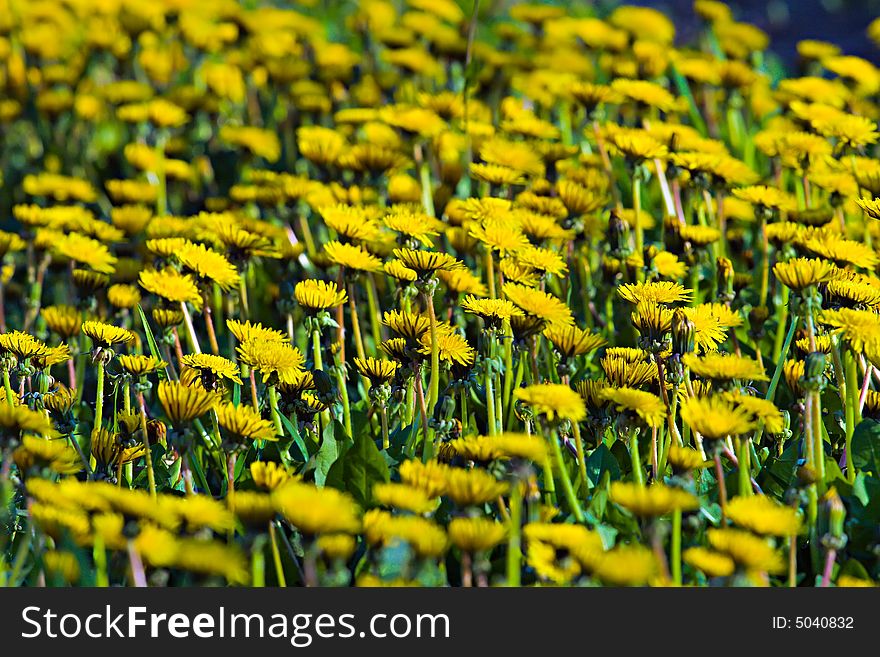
left=716, top=257, right=735, bottom=302
left=607, top=209, right=631, bottom=258
left=672, top=308, right=695, bottom=355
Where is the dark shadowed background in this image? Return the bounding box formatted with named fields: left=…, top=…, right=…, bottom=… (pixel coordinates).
left=618, top=0, right=880, bottom=64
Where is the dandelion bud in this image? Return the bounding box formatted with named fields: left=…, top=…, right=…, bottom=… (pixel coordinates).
left=672, top=308, right=695, bottom=355
left=748, top=306, right=769, bottom=340
left=821, top=487, right=847, bottom=551
left=716, top=257, right=735, bottom=302
left=607, top=209, right=631, bottom=258
left=802, top=351, right=826, bottom=390
left=147, top=419, right=167, bottom=448
left=824, top=487, right=846, bottom=539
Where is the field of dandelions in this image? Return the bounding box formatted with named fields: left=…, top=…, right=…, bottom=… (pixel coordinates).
left=0, top=0, right=879, bottom=589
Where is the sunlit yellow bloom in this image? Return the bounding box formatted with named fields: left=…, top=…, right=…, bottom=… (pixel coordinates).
left=447, top=433, right=547, bottom=463
left=157, top=380, right=218, bottom=424
left=515, top=383, right=586, bottom=422
left=353, top=357, right=399, bottom=385
left=139, top=268, right=203, bottom=310
left=324, top=240, right=383, bottom=272
left=619, top=281, right=693, bottom=305
left=272, top=481, right=361, bottom=535
left=294, top=279, right=347, bottom=310
left=178, top=242, right=240, bottom=291
left=600, top=387, right=666, bottom=428
left=251, top=461, right=296, bottom=491
left=117, top=355, right=166, bottom=377
left=684, top=547, right=735, bottom=577
left=448, top=517, right=508, bottom=553
left=726, top=495, right=802, bottom=536
left=40, top=306, right=82, bottom=339
left=226, top=319, right=289, bottom=344
left=544, top=324, right=606, bottom=359
left=13, top=435, right=81, bottom=475
left=372, top=482, right=438, bottom=514
left=363, top=509, right=448, bottom=557
left=236, top=340, right=305, bottom=384
left=683, top=352, right=767, bottom=381
left=610, top=482, right=699, bottom=516
left=707, top=528, right=785, bottom=574
left=680, top=395, right=757, bottom=440
left=592, top=545, right=658, bottom=586
left=81, top=321, right=135, bottom=348
left=503, top=282, right=573, bottom=327
left=215, top=401, right=277, bottom=444
left=182, top=353, right=243, bottom=386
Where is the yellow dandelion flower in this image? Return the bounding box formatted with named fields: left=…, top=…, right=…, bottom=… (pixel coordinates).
left=372, top=482, right=438, bottom=514
left=503, top=282, right=573, bottom=327
left=81, top=321, right=135, bottom=348
left=683, top=352, right=767, bottom=381
left=117, top=354, right=166, bottom=377
left=448, top=517, right=508, bottom=553
left=680, top=395, right=757, bottom=440
left=726, top=495, right=802, bottom=536
left=618, top=280, right=693, bottom=305
left=272, top=482, right=362, bottom=535
left=214, top=401, right=277, bottom=444
left=515, top=383, right=586, bottom=422
left=610, top=482, right=700, bottom=517
left=251, top=461, right=295, bottom=491
left=323, top=240, right=383, bottom=273
left=544, top=324, right=607, bottom=359
left=706, top=528, right=785, bottom=574
left=139, top=268, right=203, bottom=310
left=226, top=319, right=289, bottom=344
left=683, top=547, right=735, bottom=577
left=294, top=279, right=347, bottom=311
left=157, top=380, right=218, bottom=424
left=177, top=242, right=240, bottom=291
left=600, top=387, right=666, bottom=428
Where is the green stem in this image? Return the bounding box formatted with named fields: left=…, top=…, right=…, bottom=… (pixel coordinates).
left=629, top=430, right=645, bottom=487
left=336, top=365, right=352, bottom=438
left=268, top=385, right=284, bottom=437
left=672, top=508, right=682, bottom=586
left=3, top=368, right=14, bottom=405
left=425, top=291, right=440, bottom=415
left=485, top=360, right=497, bottom=437
left=137, top=392, right=156, bottom=498
left=550, top=426, right=584, bottom=522
left=844, top=350, right=858, bottom=484
left=365, top=275, right=383, bottom=353
left=506, top=481, right=523, bottom=587
left=93, top=534, right=109, bottom=587
left=269, top=522, right=287, bottom=587
left=379, top=406, right=390, bottom=450
left=737, top=437, right=751, bottom=497
left=180, top=302, right=202, bottom=354
left=95, top=361, right=105, bottom=433
left=312, top=328, right=323, bottom=371
left=571, top=421, right=587, bottom=492
left=348, top=288, right=366, bottom=362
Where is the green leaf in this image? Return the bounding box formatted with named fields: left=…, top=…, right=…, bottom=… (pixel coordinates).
left=314, top=421, right=347, bottom=487
left=343, top=427, right=390, bottom=506
left=136, top=304, right=169, bottom=381
left=851, top=419, right=880, bottom=476
left=586, top=444, right=621, bottom=487
left=188, top=448, right=212, bottom=495
left=279, top=411, right=309, bottom=464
